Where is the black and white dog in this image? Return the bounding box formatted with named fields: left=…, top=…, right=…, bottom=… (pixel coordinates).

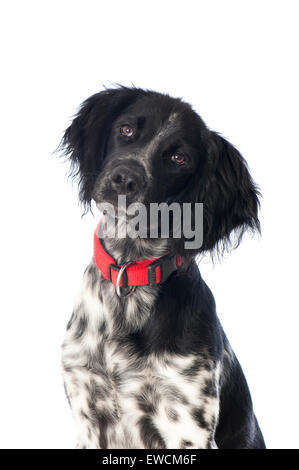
left=60, top=86, right=265, bottom=449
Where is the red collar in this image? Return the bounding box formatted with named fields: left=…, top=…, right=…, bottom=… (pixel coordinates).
left=93, top=220, right=183, bottom=288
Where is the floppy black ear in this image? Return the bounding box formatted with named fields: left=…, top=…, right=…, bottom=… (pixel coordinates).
left=198, top=131, right=261, bottom=253
left=60, top=86, right=144, bottom=208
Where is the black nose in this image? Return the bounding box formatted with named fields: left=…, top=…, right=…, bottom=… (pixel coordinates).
left=110, top=166, right=143, bottom=195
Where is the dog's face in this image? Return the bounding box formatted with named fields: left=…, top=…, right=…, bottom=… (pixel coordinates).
left=61, top=86, right=260, bottom=254
left=92, top=94, right=206, bottom=209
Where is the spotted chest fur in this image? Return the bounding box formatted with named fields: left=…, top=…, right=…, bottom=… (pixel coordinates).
left=62, top=262, right=221, bottom=449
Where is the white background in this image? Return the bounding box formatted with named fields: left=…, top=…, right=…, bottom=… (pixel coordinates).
left=0, top=0, right=298, bottom=449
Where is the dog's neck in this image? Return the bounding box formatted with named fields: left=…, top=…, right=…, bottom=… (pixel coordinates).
left=101, top=213, right=169, bottom=265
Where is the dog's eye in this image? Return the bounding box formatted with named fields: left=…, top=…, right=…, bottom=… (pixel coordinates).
left=120, top=125, right=135, bottom=137
left=171, top=153, right=185, bottom=165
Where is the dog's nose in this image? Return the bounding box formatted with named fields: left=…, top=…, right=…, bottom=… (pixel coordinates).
left=110, top=166, right=142, bottom=195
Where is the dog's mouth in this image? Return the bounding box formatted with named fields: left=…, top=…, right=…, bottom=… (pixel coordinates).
left=93, top=175, right=147, bottom=210
left=95, top=198, right=132, bottom=219
left=94, top=190, right=145, bottom=216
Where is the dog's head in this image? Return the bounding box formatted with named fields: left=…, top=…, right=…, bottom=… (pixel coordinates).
left=61, top=85, right=260, bottom=256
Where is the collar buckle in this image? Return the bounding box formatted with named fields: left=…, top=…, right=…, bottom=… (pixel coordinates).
left=147, top=254, right=178, bottom=286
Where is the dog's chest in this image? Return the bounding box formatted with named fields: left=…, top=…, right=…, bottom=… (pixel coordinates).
left=109, top=351, right=218, bottom=449
left=62, top=263, right=219, bottom=449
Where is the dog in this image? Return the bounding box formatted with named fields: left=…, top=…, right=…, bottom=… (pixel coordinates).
left=60, top=85, right=266, bottom=449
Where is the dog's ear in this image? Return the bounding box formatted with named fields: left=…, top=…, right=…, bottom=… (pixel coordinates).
left=60, top=86, right=142, bottom=208
left=197, top=131, right=261, bottom=253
